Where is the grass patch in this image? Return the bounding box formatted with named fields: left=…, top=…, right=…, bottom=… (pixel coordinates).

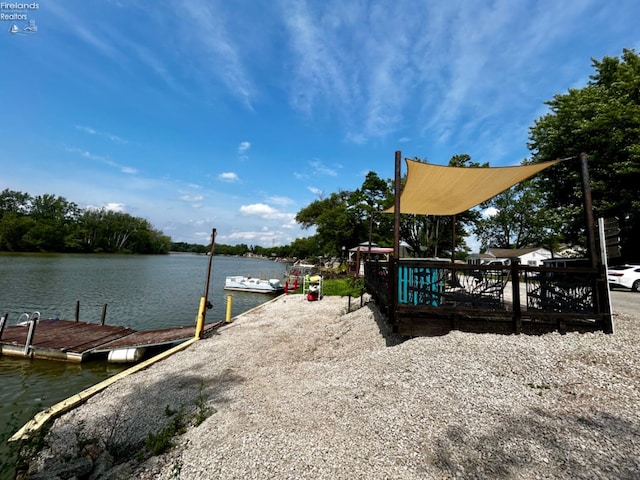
left=321, top=277, right=365, bottom=297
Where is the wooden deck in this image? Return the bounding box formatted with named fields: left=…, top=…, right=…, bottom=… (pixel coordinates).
left=364, top=259, right=613, bottom=336
left=0, top=319, right=220, bottom=362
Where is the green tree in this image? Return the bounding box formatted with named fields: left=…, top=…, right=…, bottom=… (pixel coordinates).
left=296, top=191, right=365, bottom=255
left=528, top=48, right=640, bottom=261
left=0, top=189, right=33, bottom=250
left=474, top=178, right=563, bottom=250
left=349, top=171, right=393, bottom=249
left=288, top=235, right=320, bottom=259
left=0, top=211, right=33, bottom=251
left=22, top=194, right=80, bottom=251
left=0, top=189, right=31, bottom=215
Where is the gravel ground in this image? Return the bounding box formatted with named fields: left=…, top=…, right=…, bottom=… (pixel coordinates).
left=26, top=294, right=640, bottom=479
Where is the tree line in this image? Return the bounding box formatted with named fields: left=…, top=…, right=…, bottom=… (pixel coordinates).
left=0, top=190, right=172, bottom=254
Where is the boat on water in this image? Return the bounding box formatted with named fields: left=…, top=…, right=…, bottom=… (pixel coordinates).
left=224, top=275, right=284, bottom=294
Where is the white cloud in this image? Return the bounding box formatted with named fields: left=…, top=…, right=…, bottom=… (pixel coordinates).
left=180, top=194, right=204, bottom=202
left=238, top=141, right=251, bottom=154
left=239, top=203, right=294, bottom=222
left=482, top=207, right=499, bottom=217
left=218, top=172, right=240, bottom=182
left=240, top=203, right=277, bottom=217
left=105, top=202, right=126, bottom=212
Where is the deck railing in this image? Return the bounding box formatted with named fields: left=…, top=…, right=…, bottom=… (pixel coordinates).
left=364, top=258, right=612, bottom=336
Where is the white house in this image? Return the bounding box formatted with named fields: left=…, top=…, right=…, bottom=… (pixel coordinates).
left=467, top=247, right=557, bottom=267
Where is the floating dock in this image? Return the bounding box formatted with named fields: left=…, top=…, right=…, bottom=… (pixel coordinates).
left=0, top=318, right=220, bottom=363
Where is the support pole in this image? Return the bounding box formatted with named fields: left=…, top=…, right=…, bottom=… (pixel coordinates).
left=392, top=151, right=402, bottom=328
left=196, top=228, right=216, bottom=339
left=579, top=153, right=612, bottom=333
left=195, top=296, right=207, bottom=339
left=451, top=215, right=456, bottom=263
left=75, top=300, right=80, bottom=322
left=580, top=153, right=598, bottom=269
left=225, top=295, right=233, bottom=323
left=393, top=151, right=401, bottom=259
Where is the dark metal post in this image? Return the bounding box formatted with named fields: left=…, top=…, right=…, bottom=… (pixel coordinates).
left=579, top=153, right=612, bottom=333
left=580, top=153, right=598, bottom=269
left=451, top=215, right=456, bottom=263
left=393, top=151, right=401, bottom=259
left=202, top=229, right=217, bottom=325
left=75, top=300, right=80, bottom=322
left=510, top=261, right=521, bottom=334
left=392, top=151, right=402, bottom=328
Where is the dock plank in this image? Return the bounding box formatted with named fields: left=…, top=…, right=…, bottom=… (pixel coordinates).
left=94, top=323, right=216, bottom=351
left=34, top=320, right=136, bottom=351
left=1, top=319, right=221, bottom=362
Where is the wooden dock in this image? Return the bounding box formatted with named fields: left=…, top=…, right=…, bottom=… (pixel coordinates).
left=0, top=318, right=220, bottom=363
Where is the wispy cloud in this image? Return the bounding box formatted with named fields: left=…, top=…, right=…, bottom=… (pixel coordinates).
left=76, top=125, right=130, bottom=145
left=308, top=186, right=323, bottom=197
left=66, top=147, right=137, bottom=174
left=266, top=195, right=295, bottom=207
left=238, top=141, right=251, bottom=154
left=66, top=147, right=107, bottom=162
left=309, top=160, right=338, bottom=177
left=172, top=1, right=256, bottom=108
left=238, top=141, right=251, bottom=161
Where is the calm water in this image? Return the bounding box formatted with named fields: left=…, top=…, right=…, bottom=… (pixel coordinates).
left=0, top=253, right=288, bottom=474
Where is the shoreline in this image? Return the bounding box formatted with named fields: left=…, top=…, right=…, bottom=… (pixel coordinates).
left=24, top=294, right=640, bottom=479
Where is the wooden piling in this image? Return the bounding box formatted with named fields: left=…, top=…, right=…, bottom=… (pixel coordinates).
left=100, top=304, right=108, bottom=325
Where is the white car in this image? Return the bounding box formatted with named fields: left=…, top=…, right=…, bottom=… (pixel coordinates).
left=608, top=265, right=640, bottom=291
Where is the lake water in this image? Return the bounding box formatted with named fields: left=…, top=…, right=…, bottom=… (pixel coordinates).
left=0, top=253, right=288, bottom=476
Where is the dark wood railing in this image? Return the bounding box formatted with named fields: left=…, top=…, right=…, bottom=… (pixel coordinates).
left=364, top=259, right=612, bottom=336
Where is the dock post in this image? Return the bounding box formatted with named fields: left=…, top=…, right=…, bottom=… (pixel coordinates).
left=101, top=304, right=108, bottom=326
left=195, top=296, right=206, bottom=339
left=0, top=313, right=7, bottom=339
left=75, top=301, right=80, bottom=322
left=225, top=295, right=233, bottom=323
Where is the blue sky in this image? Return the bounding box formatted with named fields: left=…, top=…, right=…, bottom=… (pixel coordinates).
left=1, top=1, right=638, bottom=247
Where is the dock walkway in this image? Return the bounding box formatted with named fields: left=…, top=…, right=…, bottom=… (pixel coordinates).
left=0, top=318, right=219, bottom=362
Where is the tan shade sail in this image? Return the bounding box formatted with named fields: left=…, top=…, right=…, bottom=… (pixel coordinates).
left=385, top=158, right=561, bottom=216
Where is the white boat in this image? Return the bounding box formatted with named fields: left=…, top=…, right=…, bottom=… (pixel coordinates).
left=224, top=276, right=284, bottom=294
